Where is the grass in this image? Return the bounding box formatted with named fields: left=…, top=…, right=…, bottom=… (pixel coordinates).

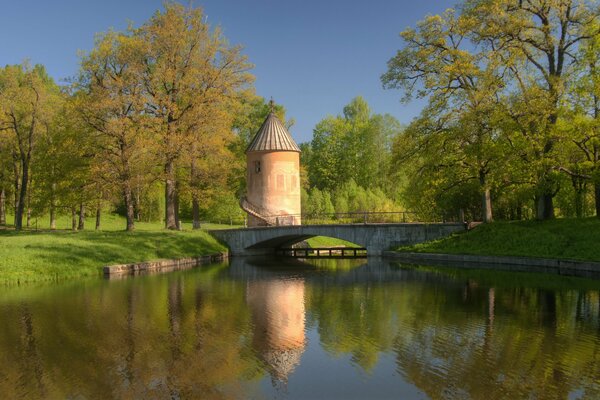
left=397, top=217, right=600, bottom=262
left=305, top=236, right=361, bottom=248
left=0, top=213, right=231, bottom=285
left=8, top=212, right=241, bottom=232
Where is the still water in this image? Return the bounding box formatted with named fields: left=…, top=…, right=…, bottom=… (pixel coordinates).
left=1, top=257, right=600, bottom=399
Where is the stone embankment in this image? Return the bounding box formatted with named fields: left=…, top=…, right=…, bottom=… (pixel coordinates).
left=103, top=252, right=228, bottom=278
left=384, top=251, right=600, bottom=279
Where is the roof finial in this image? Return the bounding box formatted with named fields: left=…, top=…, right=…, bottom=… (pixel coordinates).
left=269, top=97, right=275, bottom=113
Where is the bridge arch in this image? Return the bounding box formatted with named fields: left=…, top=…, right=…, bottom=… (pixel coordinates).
left=210, top=223, right=465, bottom=257
left=245, top=233, right=363, bottom=251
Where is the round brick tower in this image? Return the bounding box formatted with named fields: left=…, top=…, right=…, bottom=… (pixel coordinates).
left=242, top=101, right=301, bottom=227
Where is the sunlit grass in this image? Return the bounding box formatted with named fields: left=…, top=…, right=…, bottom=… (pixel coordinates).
left=396, top=218, right=600, bottom=262
left=0, top=213, right=231, bottom=285
left=305, top=236, right=361, bottom=248
left=4, top=212, right=241, bottom=232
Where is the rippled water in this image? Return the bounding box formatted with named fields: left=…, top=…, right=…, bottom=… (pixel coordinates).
left=1, top=257, right=600, bottom=399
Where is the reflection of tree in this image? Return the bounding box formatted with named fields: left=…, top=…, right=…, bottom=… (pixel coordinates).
left=308, top=281, right=400, bottom=371
left=393, top=286, right=600, bottom=400
left=0, top=266, right=265, bottom=399
left=19, top=305, right=46, bottom=397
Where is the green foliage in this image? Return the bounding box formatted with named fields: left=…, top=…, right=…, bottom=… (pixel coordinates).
left=301, top=179, right=400, bottom=217
left=383, top=1, right=600, bottom=221
left=306, top=97, right=402, bottom=194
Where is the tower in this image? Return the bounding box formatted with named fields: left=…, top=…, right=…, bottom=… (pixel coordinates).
left=241, top=101, right=301, bottom=226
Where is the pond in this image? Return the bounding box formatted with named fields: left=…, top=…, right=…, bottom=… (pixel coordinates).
left=1, top=257, right=600, bottom=399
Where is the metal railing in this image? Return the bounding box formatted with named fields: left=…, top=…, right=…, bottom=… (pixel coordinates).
left=247, top=211, right=428, bottom=226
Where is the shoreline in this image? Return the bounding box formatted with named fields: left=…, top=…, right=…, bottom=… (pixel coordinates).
left=383, top=251, right=600, bottom=279
left=103, top=252, right=229, bottom=278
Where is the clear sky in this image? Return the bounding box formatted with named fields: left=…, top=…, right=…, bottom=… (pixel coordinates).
left=0, top=0, right=453, bottom=143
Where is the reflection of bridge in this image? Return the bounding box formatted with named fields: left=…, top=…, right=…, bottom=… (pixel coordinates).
left=209, top=223, right=466, bottom=257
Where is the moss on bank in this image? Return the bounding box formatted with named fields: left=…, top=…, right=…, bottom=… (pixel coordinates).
left=396, top=218, right=600, bottom=262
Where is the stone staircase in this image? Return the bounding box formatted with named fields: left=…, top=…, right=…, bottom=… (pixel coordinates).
left=240, top=197, right=297, bottom=226
left=240, top=197, right=276, bottom=226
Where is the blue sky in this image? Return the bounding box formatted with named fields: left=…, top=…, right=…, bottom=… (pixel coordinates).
left=0, top=0, right=453, bottom=143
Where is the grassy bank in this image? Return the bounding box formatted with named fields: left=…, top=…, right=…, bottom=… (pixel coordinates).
left=0, top=214, right=230, bottom=285
left=305, top=236, right=360, bottom=248
left=397, top=218, right=600, bottom=262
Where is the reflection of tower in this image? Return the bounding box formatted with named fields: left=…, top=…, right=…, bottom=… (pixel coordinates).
left=242, top=100, right=302, bottom=227
left=246, top=278, right=306, bottom=384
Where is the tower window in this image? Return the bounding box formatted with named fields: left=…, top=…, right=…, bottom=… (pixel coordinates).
left=255, top=161, right=261, bottom=173
left=277, top=174, right=284, bottom=190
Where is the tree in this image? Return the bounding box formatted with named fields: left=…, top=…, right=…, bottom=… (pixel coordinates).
left=139, top=3, right=253, bottom=229
left=308, top=97, right=401, bottom=193
left=564, top=20, right=600, bottom=217
left=0, top=63, right=61, bottom=230
left=382, top=9, right=507, bottom=222
left=76, top=31, right=149, bottom=231
left=465, top=0, right=600, bottom=219
left=0, top=127, right=11, bottom=225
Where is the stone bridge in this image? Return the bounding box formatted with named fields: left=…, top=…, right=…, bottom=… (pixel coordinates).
left=209, top=223, right=466, bottom=257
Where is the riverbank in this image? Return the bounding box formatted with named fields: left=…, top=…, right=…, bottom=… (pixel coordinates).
left=0, top=215, right=229, bottom=285
left=395, top=218, right=600, bottom=262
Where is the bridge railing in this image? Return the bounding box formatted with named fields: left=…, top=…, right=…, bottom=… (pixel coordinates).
left=252, top=211, right=450, bottom=226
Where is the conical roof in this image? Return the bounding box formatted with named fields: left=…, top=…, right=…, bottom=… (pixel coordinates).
left=246, top=112, right=301, bottom=153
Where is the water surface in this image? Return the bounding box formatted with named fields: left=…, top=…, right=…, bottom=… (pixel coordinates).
left=1, top=257, right=600, bottom=399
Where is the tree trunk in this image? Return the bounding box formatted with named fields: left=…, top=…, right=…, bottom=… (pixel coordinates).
left=95, top=206, right=101, bottom=231
left=13, top=159, right=20, bottom=228
left=49, top=183, right=56, bottom=230
left=71, top=207, right=77, bottom=231
left=26, top=198, right=30, bottom=228
left=124, top=185, right=135, bottom=231
left=536, top=193, right=555, bottom=220
left=165, top=160, right=178, bottom=230
left=191, top=155, right=200, bottom=230
left=595, top=181, right=600, bottom=218
left=175, top=190, right=181, bottom=230
left=192, top=196, right=201, bottom=229
left=78, top=203, right=85, bottom=231
left=26, top=173, right=32, bottom=228
left=0, top=187, right=5, bottom=225
left=50, top=206, right=56, bottom=230
left=479, top=170, right=493, bottom=223
left=15, top=160, right=29, bottom=231
left=572, top=176, right=586, bottom=218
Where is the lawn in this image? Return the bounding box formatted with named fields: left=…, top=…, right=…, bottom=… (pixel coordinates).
left=0, top=214, right=232, bottom=285
left=305, top=236, right=361, bottom=248
left=397, top=218, right=600, bottom=262
left=8, top=212, right=240, bottom=232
